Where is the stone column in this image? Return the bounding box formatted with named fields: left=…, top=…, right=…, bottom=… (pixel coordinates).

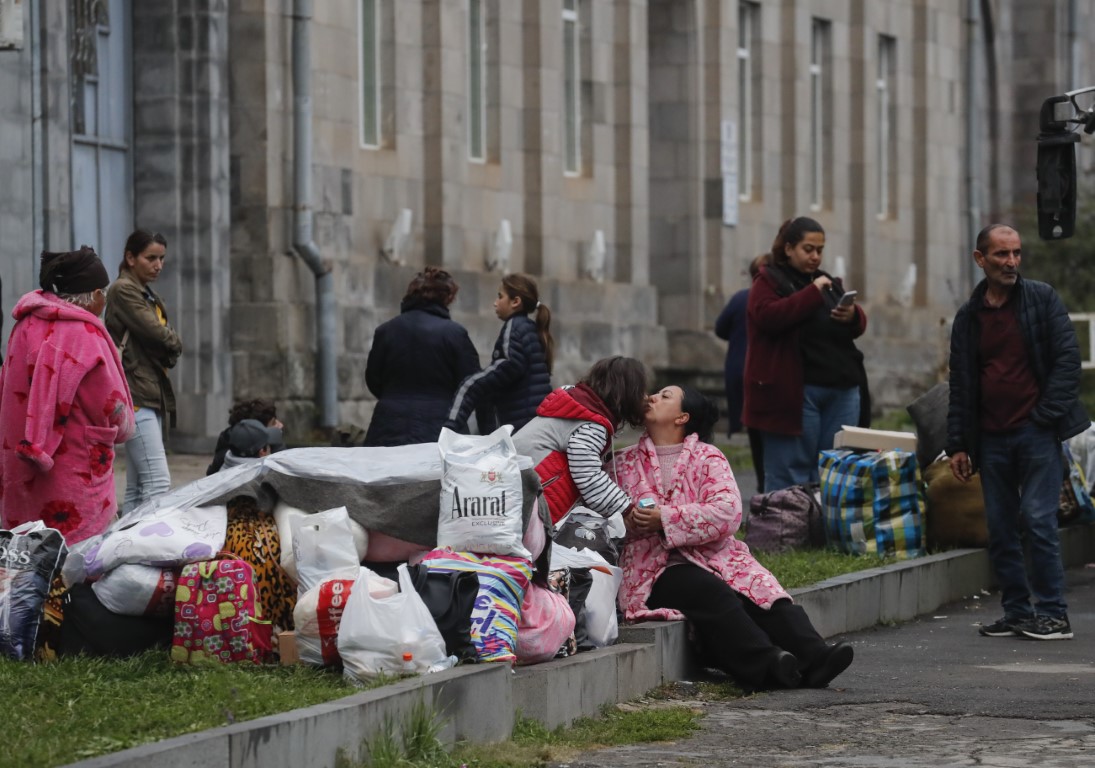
left=647, top=0, right=701, bottom=329
left=421, top=0, right=469, bottom=269
left=612, top=0, right=647, bottom=284
left=132, top=1, right=232, bottom=448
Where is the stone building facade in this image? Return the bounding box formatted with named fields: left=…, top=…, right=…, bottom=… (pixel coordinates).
left=0, top=0, right=1092, bottom=447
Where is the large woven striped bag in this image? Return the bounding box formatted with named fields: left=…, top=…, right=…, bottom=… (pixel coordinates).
left=818, top=449, right=925, bottom=559
left=418, top=549, right=533, bottom=664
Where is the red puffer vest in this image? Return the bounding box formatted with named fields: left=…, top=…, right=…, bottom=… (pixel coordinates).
left=530, top=384, right=616, bottom=522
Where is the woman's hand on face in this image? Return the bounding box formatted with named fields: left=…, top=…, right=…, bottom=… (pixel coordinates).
left=830, top=303, right=856, bottom=323
left=812, top=275, right=833, bottom=293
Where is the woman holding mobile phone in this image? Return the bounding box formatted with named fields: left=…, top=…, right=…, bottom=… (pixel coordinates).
left=742, top=217, right=868, bottom=492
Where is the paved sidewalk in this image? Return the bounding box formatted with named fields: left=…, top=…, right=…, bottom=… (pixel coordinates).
left=553, top=564, right=1095, bottom=768
left=112, top=451, right=211, bottom=505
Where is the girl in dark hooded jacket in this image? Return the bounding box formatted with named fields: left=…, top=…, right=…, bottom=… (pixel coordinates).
left=444, top=273, right=554, bottom=434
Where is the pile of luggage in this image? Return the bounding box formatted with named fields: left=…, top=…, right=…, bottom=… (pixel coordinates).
left=0, top=427, right=624, bottom=678
left=739, top=381, right=1095, bottom=560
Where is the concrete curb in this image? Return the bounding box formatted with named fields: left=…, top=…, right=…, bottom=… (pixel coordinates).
left=64, top=523, right=1095, bottom=768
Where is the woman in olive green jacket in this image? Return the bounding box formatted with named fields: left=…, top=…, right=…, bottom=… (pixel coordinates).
left=104, top=230, right=183, bottom=514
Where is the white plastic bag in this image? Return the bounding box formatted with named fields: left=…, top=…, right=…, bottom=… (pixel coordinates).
left=276, top=501, right=368, bottom=584
left=437, top=425, right=528, bottom=559
left=294, top=568, right=398, bottom=667
left=549, top=544, right=622, bottom=648
left=291, top=507, right=362, bottom=593
left=584, top=566, right=623, bottom=647
left=336, top=564, right=449, bottom=682
left=91, top=564, right=177, bottom=616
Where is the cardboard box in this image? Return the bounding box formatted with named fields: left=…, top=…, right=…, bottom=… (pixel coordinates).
left=278, top=630, right=299, bottom=666
left=832, top=425, right=918, bottom=453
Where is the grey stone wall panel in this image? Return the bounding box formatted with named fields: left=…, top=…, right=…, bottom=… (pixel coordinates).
left=0, top=0, right=1068, bottom=438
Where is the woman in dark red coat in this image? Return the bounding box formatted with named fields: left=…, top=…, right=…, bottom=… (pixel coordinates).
left=742, top=217, right=867, bottom=492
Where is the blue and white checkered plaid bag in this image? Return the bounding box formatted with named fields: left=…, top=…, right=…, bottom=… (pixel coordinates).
left=819, top=449, right=925, bottom=559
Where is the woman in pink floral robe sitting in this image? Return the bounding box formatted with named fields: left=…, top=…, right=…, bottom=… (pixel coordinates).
left=615, top=385, right=853, bottom=691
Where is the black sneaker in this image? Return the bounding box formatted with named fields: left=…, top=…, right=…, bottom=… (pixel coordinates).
left=977, top=616, right=1032, bottom=637
left=1020, top=615, right=1073, bottom=641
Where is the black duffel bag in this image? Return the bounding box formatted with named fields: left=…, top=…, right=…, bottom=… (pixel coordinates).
left=406, top=564, right=478, bottom=663
left=58, top=583, right=173, bottom=658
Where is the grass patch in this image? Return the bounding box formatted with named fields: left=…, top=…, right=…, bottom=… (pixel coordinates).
left=4, top=651, right=357, bottom=768
left=718, top=442, right=754, bottom=471
left=754, top=547, right=890, bottom=589
left=337, top=697, right=453, bottom=768
left=333, top=700, right=702, bottom=768
left=450, top=706, right=702, bottom=768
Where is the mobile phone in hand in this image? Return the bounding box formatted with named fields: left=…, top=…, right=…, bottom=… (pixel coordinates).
left=838, top=290, right=857, bottom=307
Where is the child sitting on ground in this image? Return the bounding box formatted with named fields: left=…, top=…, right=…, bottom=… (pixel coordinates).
left=207, top=399, right=285, bottom=474
left=218, top=419, right=283, bottom=471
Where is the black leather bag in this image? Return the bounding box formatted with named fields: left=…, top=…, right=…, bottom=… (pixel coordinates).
left=407, top=565, right=478, bottom=662
left=58, top=584, right=173, bottom=658
left=566, top=567, right=595, bottom=651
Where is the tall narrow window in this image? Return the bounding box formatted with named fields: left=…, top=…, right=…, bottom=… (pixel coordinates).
left=809, top=18, right=831, bottom=209
left=468, top=0, right=486, bottom=161
left=360, top=0, right=380, bottom=148
left=737, top=1, right=759, bottom=200
left=562, top=0, right=581, bottom=175
left=876, top=35, right=897, bottom=218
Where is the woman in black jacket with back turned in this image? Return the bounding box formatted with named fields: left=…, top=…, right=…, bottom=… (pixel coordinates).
left=364, top=267, right=482, bottom=447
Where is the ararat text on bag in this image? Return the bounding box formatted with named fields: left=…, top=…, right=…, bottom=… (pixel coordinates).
left=450, top=488, right=509, bottom=519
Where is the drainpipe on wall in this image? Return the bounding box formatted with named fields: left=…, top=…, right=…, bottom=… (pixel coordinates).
left=964, top=0, right=982, bottom=292
left=291, top=0, right=338, bottom=430
left=1068, top=0, right=1079, bottom=90
left=30, top=0, right=43, bottom=262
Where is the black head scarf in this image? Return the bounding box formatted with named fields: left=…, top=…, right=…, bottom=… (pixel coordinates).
left=39, top=246, right=109, bottom=295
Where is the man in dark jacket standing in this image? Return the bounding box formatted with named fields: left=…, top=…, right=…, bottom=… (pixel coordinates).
left=947, top=223, right=1089, bottom=641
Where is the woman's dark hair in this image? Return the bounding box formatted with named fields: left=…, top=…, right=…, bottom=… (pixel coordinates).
left=404, top=266, right=458, bottom=306
left=119, top=229, right=168, bottom=276
left=770, top=217, right=824, bottom=266
left=680, top=386, right=719, bottom=443
left=579, top=356, right=649, bottom=428
left=748, top=253, right=769, bottom=280
left=228, top=398, right=278, bottom=427
left=39, top=246, right=108, bottom=297
left=501, top=273, right=555, bottom=373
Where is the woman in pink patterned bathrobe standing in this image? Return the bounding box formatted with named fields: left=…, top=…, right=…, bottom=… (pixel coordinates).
left=0, top=247, right=135, bottom=544
left=615, top=385, right=853, bottom=691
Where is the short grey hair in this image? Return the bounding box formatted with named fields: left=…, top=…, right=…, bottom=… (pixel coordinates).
left=974, top=223, right=1016, bottom=254
left=57, top=290, right=98, bottom=310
